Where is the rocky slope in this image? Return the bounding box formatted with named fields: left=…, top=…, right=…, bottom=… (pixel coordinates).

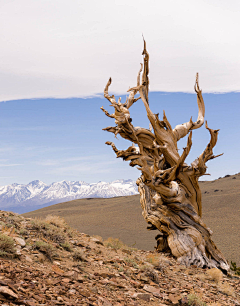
left=0, top=211, right=239, bottom=305
left=0, top=179, right=138, bottom=213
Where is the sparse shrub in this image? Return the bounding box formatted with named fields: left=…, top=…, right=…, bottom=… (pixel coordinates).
left=141, top=265, right=159, bottom=283
left=19, top=228, right=28, bottom=237
left=230, top=261, right=240, bottom=275
left=31, top=219, right=66, bottom=243
left=0, top=233, right=16, bottom=257
left=60, top=242, right=72, bottom=252
left=146, top=254, right=165, bottom=272
left=66, top=228, right=75, bottom=238
left=124, top=257, right=138, bottom=269
left=5, top=214, right=22, bottom=228
left=34, top=241, right=56, bottom=261
left=72, top=249, right=87, bottom=262
left=113, top=262, right=119, bottom=269
left=104, top=237, right=125, bottom=250
left=45, top=215, right=66, bottom=228
left=187, top=293, right=207, bottom=306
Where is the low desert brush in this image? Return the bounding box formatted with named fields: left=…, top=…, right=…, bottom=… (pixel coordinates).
left=124, top=257, right=138, bottom=269
left=146, top=254, right=165, bottom=272
left=141, top=265, right=159, bottom=283
left=187, top=293, right=207, bottom=306
left=72, top=249, right=87, bottom=262
left=31, top=219, right=66, bottom=244
left=4, top=214, right=22, bottom=229
left=19, top=228, right=28, bottom=237
left=60, top=242, right=72, bottom=252
left=0, top=233, right=16, bottom=257
left=45, top=215, right=66, bottom=228
left=104, top=237, right=126, bottom=250
left=230, top=261, right=240, bottom=276
left=34, top=241, right=56, bottom=261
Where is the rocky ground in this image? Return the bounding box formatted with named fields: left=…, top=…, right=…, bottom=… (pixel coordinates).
left=0, top=211, right=239, bottom=306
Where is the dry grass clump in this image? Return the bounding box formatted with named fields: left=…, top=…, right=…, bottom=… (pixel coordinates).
left=124, top=257, right=138, bottom=269
left=19, top=228, right=28, bottom=237
left=0, top=233, right=16, bottom=257
left=217, top=283, right=236, bottom=297
left=146, top=253, right=165, bottom=272
left=4, top=213, right=23, bottom=229
left=31, top=218, right=66, bottom=244
left=34, top=241, right=56, bottom=261
left=187, top=293, right=207, bottom=306
left=140, top=265, right=159, bottom=284
left=104, top=237, right=126, bottom=250
left=205, top=268, right=223, bottom=283
left=72, top=249, right=87, bottom=262
left=45, top=215, right=66, bottom=228
left=60, top=242, right=73, bottom=252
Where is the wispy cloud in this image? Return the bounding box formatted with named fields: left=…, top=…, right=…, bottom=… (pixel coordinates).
left=0, top=164, right=23, bottom=167
left=34, top=155, right=109, bottom=166
left=0, top=1, right=240, bottom=102
left=47, top=160, right=119, bottom=176
left=0, top=147, right=15, bottom=153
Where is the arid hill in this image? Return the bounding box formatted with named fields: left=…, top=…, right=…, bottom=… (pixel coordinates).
left=0, top=211, right=239, bottom=305
left=24, top=173, right=240, bottom=266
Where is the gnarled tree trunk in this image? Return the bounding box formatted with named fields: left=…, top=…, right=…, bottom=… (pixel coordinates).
left=101, top=41, right=229, bottom=272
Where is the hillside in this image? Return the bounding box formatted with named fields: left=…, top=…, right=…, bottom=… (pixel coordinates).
left=24, top=173, right=240, bottom=266
left=0, top=211, right=239, bottom=305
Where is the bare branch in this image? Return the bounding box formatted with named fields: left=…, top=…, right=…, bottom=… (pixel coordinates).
left=100, top=106, right=115, bottom=119
left=142, top=39, right=149, bottom=104
left=173, top=73, right=205, bottom=141
left=104, top=78, right=118, bottom=107
left=125, top=64, right=143, bottom=109
left=193, top=121, right=223, bottom=176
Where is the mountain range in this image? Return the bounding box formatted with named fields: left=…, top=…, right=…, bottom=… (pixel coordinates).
left=0, top=179, right=138, bottom=213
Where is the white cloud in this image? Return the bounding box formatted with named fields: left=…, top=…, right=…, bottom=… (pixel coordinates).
left=0, top=0, right=240, bottom=101
left=0, top=163, right=22, bottom=167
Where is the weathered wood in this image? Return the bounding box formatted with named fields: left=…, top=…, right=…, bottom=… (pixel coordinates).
left=101, top=42, right=229, bottom=272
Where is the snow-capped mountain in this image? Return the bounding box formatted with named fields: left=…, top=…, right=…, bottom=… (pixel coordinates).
left=0, top=179, right=139, bottom=213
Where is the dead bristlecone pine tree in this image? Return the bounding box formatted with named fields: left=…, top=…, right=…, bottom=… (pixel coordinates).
left=101, top=41, right=229, bottom=273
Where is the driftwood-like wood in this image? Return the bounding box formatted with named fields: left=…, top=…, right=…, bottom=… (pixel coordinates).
left=101, top=41, right=229, bottom=272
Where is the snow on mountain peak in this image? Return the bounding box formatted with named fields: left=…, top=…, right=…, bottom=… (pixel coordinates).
left=0, top=179, right=139, bottom=211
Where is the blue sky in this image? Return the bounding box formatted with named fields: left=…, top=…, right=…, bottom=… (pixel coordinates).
left=0, top=0, right=239, bottom=185
left=0, top=91, right=239, bottom=185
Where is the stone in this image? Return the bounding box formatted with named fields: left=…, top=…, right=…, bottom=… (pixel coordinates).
left=168, top=294, right=182, bottom=305
left=25, top=255, right=33, bottom=263
left=143, top=284, right=160, bottom=294
left=136, top=293, right=151, bottom=302
left=62, top=278, right=71, bottom=283
left=91, top=237, right=103, bottom=245
left=0, top=286, right=18, bottom=299
left=14, top=237, right=26, bottom=247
